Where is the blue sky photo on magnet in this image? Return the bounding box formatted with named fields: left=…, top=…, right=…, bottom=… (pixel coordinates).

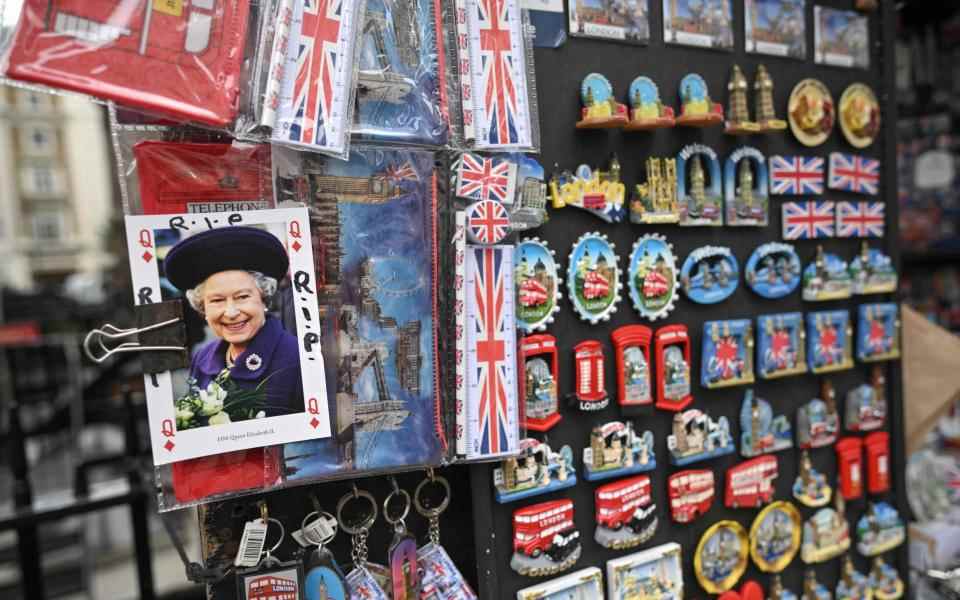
left=724, top=147, right=769, bottom=226
left=701, top=319, right=755, bottom=388
left=582, top=73, right=616, bottom=106
left=802, top=250, right=852, bottom=301
left=679, top=246, right=739, bottom=304
left=630, top=76, right=660, bottom=106
left=857, top=303, right=901, bottom=362
left=806, top=310, right=853, bottom=374
left=757, top=312, right=806, bottom=379
left=745, top=242, right=801, bottom=299
left=679, top=73, right=709, bottom=102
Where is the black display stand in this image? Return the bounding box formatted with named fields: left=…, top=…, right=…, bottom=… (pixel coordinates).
left=467, top=0, right=908, bottom=598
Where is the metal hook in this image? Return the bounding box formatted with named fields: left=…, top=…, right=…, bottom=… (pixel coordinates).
left=352, top=483, right=360, bottom=499
left=427, top=467, right=436, bottom=482
left=389, top=476, right=401, bottom=495
left=83, top=319, right=185, bottom=363
left=260, top=501, right=268, bottom=524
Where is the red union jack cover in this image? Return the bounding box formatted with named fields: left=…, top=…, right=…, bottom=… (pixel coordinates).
left=456, top=153, right=518, bottom=203
left=782, top=201, right=835, bottom=240
left=5, top=0, right=250, bottom=126
left=828, top=152, right=880, bottom=195
left=466, top=246, right=518, bottom=458
left=769, top=156, right=824, bottom=195
left=836, top=201, right=885, bottom=238
left=467, top=200, right=510, bottom=245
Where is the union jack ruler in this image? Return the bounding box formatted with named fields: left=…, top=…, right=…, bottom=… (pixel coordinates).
left=465, top=245, right=519, bottom=459
left=454, top=211, right=467, bottom=456
left=457, top=0, right=534, bottom=149
left=273, top=0, right=362, bottom=157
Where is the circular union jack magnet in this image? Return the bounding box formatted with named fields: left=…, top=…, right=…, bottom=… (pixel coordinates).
left=466, top=200, right=510, bottom=245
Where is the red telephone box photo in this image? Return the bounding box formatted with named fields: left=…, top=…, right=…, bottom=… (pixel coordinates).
left=611, top=325, right=653, bottom=413
left=655, top=325, right=693, bottom=411
left=865, top=431, right=891, bottom=495
left=836, top=437, right=864, bottom=500
left=521, top=334, right=561, bottom=431
left=571, top=340, right=609, bottom=411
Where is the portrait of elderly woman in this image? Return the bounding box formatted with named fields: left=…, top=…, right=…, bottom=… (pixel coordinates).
left=163, top=226, right=303, bottom=430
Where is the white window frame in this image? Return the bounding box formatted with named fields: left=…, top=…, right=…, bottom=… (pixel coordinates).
left=19, top=123, right=58, bottom=158
left=31, top=211, right=66, bottom=242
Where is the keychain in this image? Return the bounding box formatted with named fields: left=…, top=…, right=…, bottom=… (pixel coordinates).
left=235, top=502, right=305, bottom=600
left=414, top=469, right=478, bottom=599
left=337, top=485, right=389, bottom=600
left=384, top=477, right=420, bottom=599
left=300, top=503, right=348, bottom=598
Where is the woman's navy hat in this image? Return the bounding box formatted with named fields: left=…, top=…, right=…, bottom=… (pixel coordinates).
left=164, top=226, right=289, bottom=291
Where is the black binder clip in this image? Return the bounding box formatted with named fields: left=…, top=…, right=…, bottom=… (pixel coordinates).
left=83, top=300, right=189, bottom=374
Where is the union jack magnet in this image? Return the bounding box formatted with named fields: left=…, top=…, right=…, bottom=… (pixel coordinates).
left=782, top=201, right=835, bottom=240
left=828, top=152, right=880, bottom=195
left=857, top=303, right=901, bottom=363
left=567, top=232, right=621, bottom=324
left=455, top=153, right=518, bottom=203
left=836, top=201, right=885, bottom=238
left=769, top=156, right=824, bottom=195
left=467, top=200, right=510, bottom=245
left=806, top=310, right=854, bottom=374
left=701, top=319, right=755, bottom=389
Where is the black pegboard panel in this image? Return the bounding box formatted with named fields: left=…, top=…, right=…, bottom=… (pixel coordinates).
left=469, top=0, right=908, bottom=598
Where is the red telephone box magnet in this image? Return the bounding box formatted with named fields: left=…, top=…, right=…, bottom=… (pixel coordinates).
left=611, top=325, right=653, bottom=413
left=655, top=324, right=693, bottom=411
left=865, top=431, right=890, bottom=495
left=836, top=437, right=864, bottom=500
left=571, top=340, right=610, bottom=411
left=521, top=334, right=561, bottom=431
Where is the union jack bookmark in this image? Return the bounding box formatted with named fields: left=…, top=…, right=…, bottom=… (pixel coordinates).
left=769, top=156, right=824, bottom=195
left=828, top=152, right=880, bottom=195
left=782, top=201, right=835, bottom=240
left=836, top=201, right=885, bottom=238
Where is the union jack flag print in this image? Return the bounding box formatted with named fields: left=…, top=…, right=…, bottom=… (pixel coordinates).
left=466, top=246, right=517, bottom=457
left=456, top=153, right=517, bottom=203
left=828, top=152, right=880, bottom=195
left=285, top=0, right=343, bottom=146
left=782, top=201, right=835, bottom=240
left=769, top=156, right=824, bottom=195
left=467, top=200, right=510, bottom=245
left=836, top=201, right=885, bottom=238
left=385, top=161, right=419, bottom=183
left=477, top=0, right=522, bottom=145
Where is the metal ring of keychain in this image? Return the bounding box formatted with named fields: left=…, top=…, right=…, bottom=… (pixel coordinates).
left=337, top=485, right=389, bottom=600
left=413, top=469, right=478, bottom=600
left=383, top=477, right=420, bottom=600
left=235, top=504, right=306, bottom=600
left=300, top=509, right=348, bottom=598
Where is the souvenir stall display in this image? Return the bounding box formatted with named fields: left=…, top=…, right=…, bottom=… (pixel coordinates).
left=28, top=0, right=908, bottom=597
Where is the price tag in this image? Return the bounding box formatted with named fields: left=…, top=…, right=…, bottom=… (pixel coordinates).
left=234, top=519, right=268, bottom=568
left=292, top=514, right=337, bottom=547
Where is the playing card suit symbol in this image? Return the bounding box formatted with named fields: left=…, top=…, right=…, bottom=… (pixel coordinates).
left=310, top=417, right=320, bottom=429
left=164, top=440, right=175, bottom=452
left=142, top=251, right=153, bottom=263
left=291, top=240, right=302, bottom=252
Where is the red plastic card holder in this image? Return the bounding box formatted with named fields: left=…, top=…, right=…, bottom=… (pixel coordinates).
left=171, top=447, right=281, bottom=504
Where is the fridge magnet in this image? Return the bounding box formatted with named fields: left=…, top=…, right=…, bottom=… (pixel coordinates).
left=836, top=437, right=865, bottom=500
left=571, top=341, right=610, bottom=411
left=850, top=244, right=897, bottom=295
left=802, top=495, right=851, bottom=563
left=755, top=65, right=788, bottom=131
left=837, top=201, right=885, bottom=238
left=793, top=450, right=832, bottom=507
left=865, top=431, right=891, bottom=495
left=516, top=239, right=562, bottom=333
left=676, top=73, right=725, bottom=127
left=516, top=567, right=602, bottom=600
left=814, top=6, right=870, bottom=69
left=726, top=455, right=778, bottom=509
left=493, top=438, right=576, bottom=503
left=677, top=144, right=723, bottom=225
left=757, top=313, right=807, bottom=379
left=654, top=325, right=693, bottom=410
left=549, top=159, right=627, bottom=223
left=802, top=247, right=853, bottom=302
left=454, top=153, right=518, bottom=205
left=568, top=233, right=621, bottom=324
left=807, top=310, right=854, bottom=374
left=828, top=153, right=880, bottom=195
left=839, top=84, right=881, bottom=148
left=726, top=65, right=762, bottom=135
left=669, top=469, right=715, bottom=523
left=745, top=243, right=801, bottom=299
left=594, top=475, right=658, bottom=549
left=625, top=76, right=676, bottom=130
left=569, top=0, right=651, bottom=43
left=611, top=325, right=654, bottom=412
left=725, top=147, right=770, bottom=226
left=836, top=555, right=871, bottom=600
left=797, top=381, right=840, bottom=449
left=510, top=499, right=581, bottom=577
left=858, top=303, right=901, bottom=363
left=788, top=79, right=835, bottom=147
left=508, top=155, right=550, bottom=231
left=629, top=158, right=680, bottom=224
left=238, top=560, right=305, bottom=600
left=801, top=570, right=832, bottom=600
left=782, top=201, right=836, bottom=240
left=664, top=0, right=735, bottom=50
left=701, top=319, right=755, bottom=388
left=627, top=235, right=679, bottom=320
left=750, top=501, right=802, bottom=573
left=846, top=366, right=887, bottom=432
left=681, top=247, right=740, bottom=305
left=583, top=421, right=656, bottom=482
left=465, top=200, right=510, bottom=245
left=695, top=521, right=749, bottom=594
left=668, top=409, right=735, bottom=466
left=856, top=503, right=905, bottom=556
left=769, top=156, right=825, bottom=195
left=606, top=542, right=683, bottom=600
left=521, top=334, right=561, bottom=431
left=740, top=390, right=793, bottom=457
left=770, top=575, right=799, bottom=600
left=870, top=557, right=904, bottom=600
left=745, top=0, right=806, bottom=59
left=578, top=73, right=629, bottom=129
